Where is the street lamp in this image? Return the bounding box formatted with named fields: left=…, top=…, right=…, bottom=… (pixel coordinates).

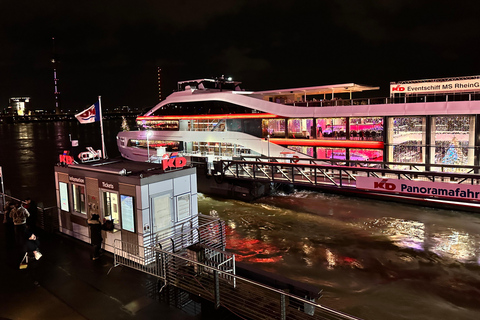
left=267, top=134, right=270, bottom=158
left=146, top=130, right=153, bottom=162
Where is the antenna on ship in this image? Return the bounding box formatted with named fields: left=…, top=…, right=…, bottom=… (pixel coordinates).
left=52, top=37, right=61, bottom=115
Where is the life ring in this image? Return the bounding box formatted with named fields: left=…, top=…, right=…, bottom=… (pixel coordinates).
left=292, top=156, right=299, bottom=163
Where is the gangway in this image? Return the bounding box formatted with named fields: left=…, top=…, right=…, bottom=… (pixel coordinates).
left=109, top=214, right=361, bottom=320
left=217, top=156, right=480, bottom=210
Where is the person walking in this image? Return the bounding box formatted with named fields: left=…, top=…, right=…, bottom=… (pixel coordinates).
left=24, top=198, right=38, bottom=232
left=87, top=214, right=103, bottom=260
left=10, top=202, right=30, bottom=252
left=24, top=227, right=42, bottom=260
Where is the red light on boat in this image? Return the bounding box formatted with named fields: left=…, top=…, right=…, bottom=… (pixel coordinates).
left=270, top=138, right=384, bottom=149
left=137, top=113, right=279, bottom=120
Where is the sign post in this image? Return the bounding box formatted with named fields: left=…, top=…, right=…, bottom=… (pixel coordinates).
left=0, top=166, right=5, bottom=209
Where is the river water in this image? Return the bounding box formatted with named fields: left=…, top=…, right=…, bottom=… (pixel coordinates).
left=2, top=120, right=480, bottom=320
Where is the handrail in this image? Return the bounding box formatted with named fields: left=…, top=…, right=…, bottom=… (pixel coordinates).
left=283, top=91, right=480, bottom=108
left=223, top=158, right=480, bottom=180
left=153, top=246, right=361, bottom=320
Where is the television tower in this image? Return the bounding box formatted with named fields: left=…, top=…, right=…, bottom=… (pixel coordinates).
left=158, top=67, right=162, bottom=102
left=52, top=37, right=61, bottom=114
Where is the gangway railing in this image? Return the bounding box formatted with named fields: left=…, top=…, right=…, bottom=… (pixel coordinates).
left=219, top=159, right=480, bottom=192
left=236, top=155, right=480, bottom=174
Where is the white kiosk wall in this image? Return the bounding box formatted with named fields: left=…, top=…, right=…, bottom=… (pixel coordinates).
left=140, top=172, right=198, bottom=251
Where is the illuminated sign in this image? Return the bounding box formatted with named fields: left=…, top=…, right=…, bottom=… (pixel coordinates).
left=162, top=152, right=187, bottom=170
left=79, top=147, right=102, bottom=162
left=120, top=195, right=135, bottom=232
left=69, top=175, right=85, bottom=184
left=59, top=150, right=75, bottom=165
left=98, top=180, right=118, bottom=191
left=59, top=182, right=69, bottom=211
left=390, top=78, right=480, bottom=95
left=356, top=177, right=480, bottom=201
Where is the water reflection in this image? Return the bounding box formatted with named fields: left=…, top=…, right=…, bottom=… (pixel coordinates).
left=362, top=217, right=480, bottom=264
left=364, top=218, right=425, bottom=251
left=198, top=191, right=480, bottom=319
left=0, top=120, right=124, bottom=205
left=430, top=229, right=478, bottom=263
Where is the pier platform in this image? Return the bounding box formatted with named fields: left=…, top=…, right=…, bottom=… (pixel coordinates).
left=0, top=218, right=219, bottom=320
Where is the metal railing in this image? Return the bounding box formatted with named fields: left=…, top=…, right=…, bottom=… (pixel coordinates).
left=155, top=246, right=359, bottom=320
left=1, top=193, right=59, bottom=233
left=110, top=235, right=359, bottom=320
left=219, top=158, right=480, bottom=192
left=285, top=91, right=480, bottom=108
left=234, top=155, right=480, bottom=174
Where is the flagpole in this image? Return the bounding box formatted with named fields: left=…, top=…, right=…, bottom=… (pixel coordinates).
left=98, top=96, right=107, bottom=159
left=0, top=166, right=5, bottom=209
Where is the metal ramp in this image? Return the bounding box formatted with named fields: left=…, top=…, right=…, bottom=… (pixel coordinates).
left=219, top=157, right=480, bottom=191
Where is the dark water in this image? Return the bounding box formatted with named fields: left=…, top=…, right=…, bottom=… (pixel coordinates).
left=2, top=121, right=480, bottom=319
left=0, top=120, right=124, bottom=206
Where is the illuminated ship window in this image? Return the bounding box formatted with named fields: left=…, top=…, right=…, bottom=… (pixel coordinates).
left=137, top=119, right=179, bottom=131
left=287, top=118, right=313, bottom=139
left=128, top=139, right=181, bottom=152
left=389, top=116, right=426, bottom=164
left=262, top=119, right=285, bottom=138
left=316, top=118, right=346, bottom=140
left=349, top=117, right=383, bottom=141
left=431, top=115, right=475, bottom=171
left=316, top=147, right=346, bottom=160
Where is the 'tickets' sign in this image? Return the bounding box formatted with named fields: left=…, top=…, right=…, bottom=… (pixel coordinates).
left=356, top=177, right=480, bottom=201
left=98, top=180, right=119, bottom=191
left=162, top=152, right=187, bottom=170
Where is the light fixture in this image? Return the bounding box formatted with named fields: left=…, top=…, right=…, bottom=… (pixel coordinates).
left=146, top=130, right=153, bottom=162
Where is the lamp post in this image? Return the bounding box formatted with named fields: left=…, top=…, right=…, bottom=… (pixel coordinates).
left=146, top=130, right=152, bottom=162
left=267, top=134, right=270, bottom=159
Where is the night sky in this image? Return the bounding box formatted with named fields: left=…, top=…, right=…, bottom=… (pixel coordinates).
left=1, top=1, right=480, bottom=112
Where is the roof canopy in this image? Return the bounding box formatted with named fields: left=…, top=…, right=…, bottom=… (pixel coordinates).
left=253, top=83, right=379, bottom=97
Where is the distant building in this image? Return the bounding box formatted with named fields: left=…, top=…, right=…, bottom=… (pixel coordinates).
left=9, top=97, right=31, bottom=115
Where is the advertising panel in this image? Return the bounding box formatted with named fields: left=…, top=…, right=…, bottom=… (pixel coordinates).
left=59, top=182, right=69, bottom=211
left=120, top=195, right=135, bottom=232
left=356, top=176, right=480, bottom=201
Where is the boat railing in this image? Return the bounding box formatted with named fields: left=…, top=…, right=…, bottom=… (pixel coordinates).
left=284, top=91, right=480, bottom=108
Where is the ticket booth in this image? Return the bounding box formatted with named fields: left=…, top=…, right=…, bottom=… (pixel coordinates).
left=54, top=159, right=198, bottom=253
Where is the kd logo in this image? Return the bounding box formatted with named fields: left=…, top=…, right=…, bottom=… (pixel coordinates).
left=392, top=85, right=405, bottom=92
left=162, top=152, right=187, bottom=170
left=374, top=179, right=396, bottom=190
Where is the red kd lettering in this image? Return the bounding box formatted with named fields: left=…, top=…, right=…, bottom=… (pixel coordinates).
left=373, top=179, right=396, bottom=191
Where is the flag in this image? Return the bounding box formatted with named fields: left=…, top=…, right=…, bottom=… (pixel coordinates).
left=75, top=101, right=100, bottom=124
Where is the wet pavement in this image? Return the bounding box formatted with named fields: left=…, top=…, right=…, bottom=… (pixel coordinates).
left=0, top=217, right=206, bottom=320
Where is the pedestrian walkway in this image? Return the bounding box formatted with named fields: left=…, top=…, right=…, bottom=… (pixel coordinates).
left=0, top=215, right=213, bottom=320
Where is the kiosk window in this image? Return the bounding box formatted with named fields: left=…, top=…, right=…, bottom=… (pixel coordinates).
left=152, top=193, right=173, bottom=232
left=72, top=184, right=86, bottom=214
left=59, top=182, right=69, bottom=212
left=176, top=194, right=190, bottom=221
left=102, top=191, right=119, bottom=227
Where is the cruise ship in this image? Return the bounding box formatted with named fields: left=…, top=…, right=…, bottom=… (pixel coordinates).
left=117, top=75, right=480, bottom=175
